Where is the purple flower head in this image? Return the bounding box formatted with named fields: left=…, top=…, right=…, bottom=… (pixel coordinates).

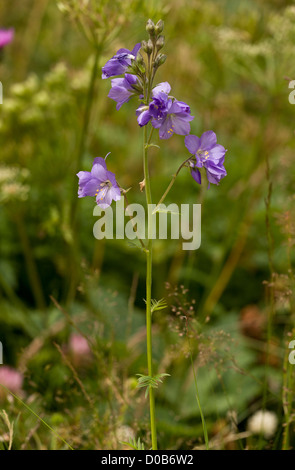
left=149, top=91, right=170, bottom=120
left=108, top=74, right=139, bottom=110
left=77, top=155, right=121, bottom=209
left=153, top=99, right=194, bottom=139
left=136, top=81, right=194, bottom=139
left=136, top=82, right=172, bottom=126
left=185, top=131, right=227, bottom=185
left=102, top=43, right=141, bottom=79
left=0, top=28, right=14, bottom=48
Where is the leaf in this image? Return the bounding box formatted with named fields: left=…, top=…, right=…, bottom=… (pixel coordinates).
left=145, top=143, right=160, bottom=150
left=136, top=373, right=170, bottom=397
left=120, top=437, right=145, bottom=450
left=143, top=298, right=167, bottom=315
left=151, top=298, right=167, bottom=314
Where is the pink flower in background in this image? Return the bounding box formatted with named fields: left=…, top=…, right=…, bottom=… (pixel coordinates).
left=69, top=333, right=92, bottom=367
left=0, top=28, right=14, bottom=48
left=0, top=366, right=23, bottom=393
left=69, top=334, right=91, bottom=356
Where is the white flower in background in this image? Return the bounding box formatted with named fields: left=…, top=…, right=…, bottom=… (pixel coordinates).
left=0, top=165, right=30, bottom=203
left=247, top=410, right=278, bottom=439
left=116, top=425, right=135, bottom=443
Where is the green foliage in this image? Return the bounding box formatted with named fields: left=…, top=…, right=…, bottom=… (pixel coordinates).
left=136, top=373, right=170, bottom=398
left=121, top=437, right=145, bottom=450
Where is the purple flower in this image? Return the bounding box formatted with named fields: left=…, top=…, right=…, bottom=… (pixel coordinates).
left=102, top=43, right=141, bottom=79
left=153, top=99, right=194, bottom=139
left=152, top=82, right=171, bottom=95
left=77, top=156, right=121, bottom=208
left=149, top=91, right=170, bottom=121
left=0, top=28, right=14, bottom=48
left=108, top=74, right=138, bottom=110
left=185, top=131, right=227, bottom=185
left=136, top=82, right=194, bottom=139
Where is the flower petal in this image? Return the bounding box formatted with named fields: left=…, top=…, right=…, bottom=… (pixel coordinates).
left=191, top=167, right=201, bottom=184
left=108, top=85, right=132, bottom=110
left=107, top=171, right=120, bottom=190
left=116, top=48, right=131, bottom=54
left=137, top=109, right=152, bottom=127
left=152, top=81, right=171, bottom=96
left=206, top=170, right=220, bottom=185
left=209, top=144, right=227, bottom=161
left=185, top=135, right=201, bottom=155
left=93, top=157, right=107, bottom=169
left=167, top=115, right=191, bottom=136
left=83, top=178, right=101, bottom=197
left=200, top=131, right=217, bottom=151
left=131, top=43, right=141, bottom=57
left=91, top=161, right=108, bottom=181
left=125, top=74, right=138, bottom=87
left=158, top=116, right=174, bottom=139
left=169, top=100, right=191, bottom=114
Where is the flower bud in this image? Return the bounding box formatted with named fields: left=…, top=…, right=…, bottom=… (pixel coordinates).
left=142, top=39, right=153, bottom=55
left=155, top=20, right=164, bottom=34
left=156, top=35, right=165, bottom=51
left=146, top=19, right=155, bottom=35
left=141, top=40, right=148, bottom=52
left=136, top=53, right=144, bottom=65
left=148, top=39, right=154, bottom=52
left=135, top=53, right=146, bottom=73
left=131, top=82, right=144, bottom=94
left=126, top=64, right=137, bottom=74
left=153, top=53, right=167, bottom=68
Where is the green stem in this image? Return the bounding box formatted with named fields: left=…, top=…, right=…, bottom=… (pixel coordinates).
left=143, top=124, right=157, bottom=450
left=123, top=191, right=146, bottom=250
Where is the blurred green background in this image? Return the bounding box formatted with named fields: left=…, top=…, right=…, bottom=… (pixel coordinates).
left=0, top=0, right=295, bottom=450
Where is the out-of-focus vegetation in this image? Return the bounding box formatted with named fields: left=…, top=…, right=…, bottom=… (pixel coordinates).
left=0, top=0, right=295, bottom=450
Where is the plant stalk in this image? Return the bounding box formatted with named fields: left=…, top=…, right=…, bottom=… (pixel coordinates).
left=143, top=125, right=157, bottom=450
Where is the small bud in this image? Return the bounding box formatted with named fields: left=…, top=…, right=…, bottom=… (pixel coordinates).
left=126, top=64, right=137, bottom=74
left=146, top=19, right=155, bottom=35
left=153, top=53, right=167, bottom=68
left=141, top=40, right=148, bottom=52
left=156, top=35, right=165, bottom=51
left=136, top=53, right=144, bottom=66
left=155, top=20, right=164, bottom=34
left=142, top=39, right=153, bottom=55
left=131, top=82, right=144, bottom=95
left=139, top=179, right=145, bottom=192
left=147, top=39, right=154, bottom=53
left=135, top=54, right=146, bottom=74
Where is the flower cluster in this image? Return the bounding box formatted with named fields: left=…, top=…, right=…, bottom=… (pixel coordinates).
left=103, top=22, right=194, bottom=141
left=77, top=19, right=227, bottom=208
left=136, top=82, right=194, bottom=140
